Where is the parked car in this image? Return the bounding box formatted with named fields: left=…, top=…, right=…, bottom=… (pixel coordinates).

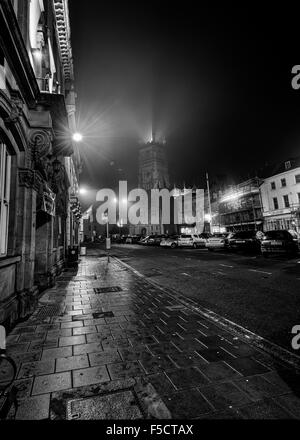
left=125, top=235, right=141, bottom=244
left=138, top=236, right=147, bottom=245
left=199, top=232, right=213, bottom=244
left=141, top=235, right=167, bottom=246
left=160, top=235, right=179, bottom=248
left=206, top=233, right=230, bottom=251
left=119, top=235, right=130, bottom=243
left=228, top=230, right=261, bottom=252
left=177, top=234, right=208, bottom=249
left=261, top=230, right=299, bottom=257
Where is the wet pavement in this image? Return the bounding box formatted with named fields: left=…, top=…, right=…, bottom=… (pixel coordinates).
left=3, top=255, right=300, bottom=420
left=108, top=243, right=300, bottom=353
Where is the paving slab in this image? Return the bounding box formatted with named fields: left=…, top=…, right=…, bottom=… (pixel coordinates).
left=56, top=355, right=89, bottom=372
left=32, top=372, right=72, bottom=395
left=72, top=366, right=110, bottom=387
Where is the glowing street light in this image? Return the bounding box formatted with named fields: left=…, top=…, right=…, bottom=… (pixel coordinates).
left=79, top=187, right=88, bottom=196
left=72, top=132, right=83, bottom=143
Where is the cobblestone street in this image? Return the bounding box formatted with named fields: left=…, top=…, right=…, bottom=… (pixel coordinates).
left=3, top=255, right=300, bottom=420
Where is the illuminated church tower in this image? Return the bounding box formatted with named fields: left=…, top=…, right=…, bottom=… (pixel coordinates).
left=134, top=125, right=170, bottom=236
left=138, top=129, right=170, bottom=191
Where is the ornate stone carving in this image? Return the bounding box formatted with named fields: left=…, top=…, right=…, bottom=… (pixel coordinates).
left=4, top=98, right=23, bottom=124
left=51, top=160, right=70, bottom=194
left=28, top=129, right=53, bottom=179
left=18, top=168, right=43, bottom=192
left=29, top=130, right=52, bottom=161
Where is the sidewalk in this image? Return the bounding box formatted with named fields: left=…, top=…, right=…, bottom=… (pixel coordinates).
left=4, top=255, right=300, bottom=420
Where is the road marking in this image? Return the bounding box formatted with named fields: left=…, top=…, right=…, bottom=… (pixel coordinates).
left=219, top=264, right=234, bottom=268
left=181, top=272, right=192, bottom=277
left=249, top=269, right=272, bottom=275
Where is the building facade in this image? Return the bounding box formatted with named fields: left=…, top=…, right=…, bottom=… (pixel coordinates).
left=217, top=178, right=263, bottom=232
left=0, top=0, right=81, bottom=330
left=260, top=158, right=300, bottom=233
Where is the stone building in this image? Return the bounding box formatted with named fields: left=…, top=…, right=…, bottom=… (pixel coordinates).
left=0, top=0, right=81, bottom=329
left=217, top=178, right=263, bottom=232
left=259, top=157, right=300, bottom=233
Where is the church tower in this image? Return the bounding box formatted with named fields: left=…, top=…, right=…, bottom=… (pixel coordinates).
left=138, top=129, right=170, bottom=191
left=135, top=125, right=170, bottom=236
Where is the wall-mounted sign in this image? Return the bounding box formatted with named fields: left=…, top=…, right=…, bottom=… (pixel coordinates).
left=42, top=186, right=56, bottom=216
left=37, top=183, right=56, bottom=216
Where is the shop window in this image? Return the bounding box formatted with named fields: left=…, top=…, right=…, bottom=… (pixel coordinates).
left=0, top=143, right=11, bottom=256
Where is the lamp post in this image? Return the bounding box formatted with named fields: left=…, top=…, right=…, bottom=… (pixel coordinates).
left=72, top=132, right=83, bottom=143
left=206, top=173, right=213, bottom=233
left=102, top=213, right=111, bottom=262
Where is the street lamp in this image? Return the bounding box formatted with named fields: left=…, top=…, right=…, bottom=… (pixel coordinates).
left=79, top=187, right=88, bottom=196
left=117, top=219, right=123, bottom=235
left=72, top=132, right=83, bottom=143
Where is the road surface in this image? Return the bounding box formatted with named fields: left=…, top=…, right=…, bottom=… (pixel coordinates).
left=90, top=243, right=300, bottom=354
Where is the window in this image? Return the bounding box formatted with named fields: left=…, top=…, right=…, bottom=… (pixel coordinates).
left=298, top=193, right=300, bottom=204
left=285, top=161, right=291, bottom=170
left=295, top=174, right=300, bottom=184
left=273, top=197, right=279, bottom=210
left=0, top=143, right=11, bottom=256
left=271, top=182, right=276, bottom=190
left=281, top=178, right=286, bottom=187
left=283, top=195, right=290, bottom=208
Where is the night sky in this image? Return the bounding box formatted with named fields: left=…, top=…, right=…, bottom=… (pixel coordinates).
left=69, top=2, right=300, bottom=201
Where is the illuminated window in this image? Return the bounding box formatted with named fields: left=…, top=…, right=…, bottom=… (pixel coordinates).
left=0, top=143, right=11, bottom=256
